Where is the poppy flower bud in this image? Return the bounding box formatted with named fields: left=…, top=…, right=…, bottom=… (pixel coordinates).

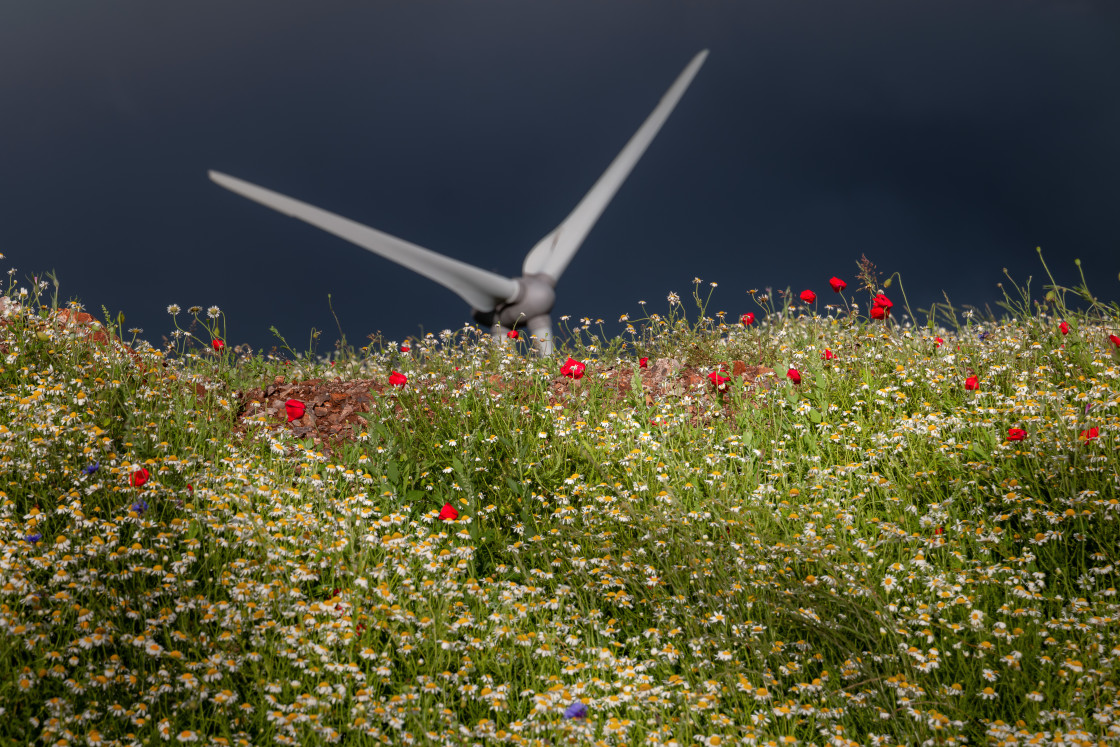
left=561, top=358, right=586, bottom=380
left=285, top=399, right=305, bottom=422
left=130, top=467, right=150, bottom=487
left=708, top=371, right=730, bottom=390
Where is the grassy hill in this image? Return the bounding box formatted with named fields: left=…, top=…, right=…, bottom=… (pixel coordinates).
left=1, top=262, right=1118, bottom=746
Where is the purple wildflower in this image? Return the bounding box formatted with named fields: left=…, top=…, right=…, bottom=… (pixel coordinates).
left=82, top=462, right=100, bottom=475
left=131, top=499, right=148, bottom=514
left=563, top=701, right=588, bottom=720
left=26, top=533, right=42, bottom=544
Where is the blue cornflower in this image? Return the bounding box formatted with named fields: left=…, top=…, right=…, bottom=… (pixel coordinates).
left=131, top=499, right=148, bottom=514
left=26, top=532, right=42, bottom=544
left=563, top=701, right=588, bottom=720
left=82, top=462, right=100, bottom=475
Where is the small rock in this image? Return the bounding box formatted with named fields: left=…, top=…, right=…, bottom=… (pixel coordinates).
left=650, top=358, right=682, bottom=381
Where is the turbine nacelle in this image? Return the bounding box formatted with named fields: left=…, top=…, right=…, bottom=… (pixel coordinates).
left=472, top=272, right=557, bottom=353
left=209, top=51, right=708, bottom=355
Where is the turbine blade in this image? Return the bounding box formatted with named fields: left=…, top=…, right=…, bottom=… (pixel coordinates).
left=210, top=171, right=519, bottom=311
left=522, top=50, right=708, bottom=280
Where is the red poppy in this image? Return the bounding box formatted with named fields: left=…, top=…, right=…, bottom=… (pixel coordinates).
left=1007, top=428, right=1027, bottom=442
left=740, top=313, right=755, bottom=326
left=870, top=305, right=888, bottom=320
left=1059, top=321, right=1070, bottom=335
left=130, top=467, right=149, bottom=487
left=934, top=526, right=944, bottom=536
left=964, top=376, right=979, bottom=391
left=211, top=338, right=225, bottom=351
left=1081, top=427, right=1100, bottom=442
left=285, top=399, right=305, bottom=422
left=935, top=337, right=944, bottom=347
left=787, top=367, right=802, bottom=384
left=438, top=503, right=459, bottom=521
left=389, top=371, right=408, bottom=387
left=709, top=371, right=731, bottom=390
left=399, top=344, right=410, bottom=353
left=1110, top=334, right=1120, bottom=348
left=639, top=357, right=648, bottom=368
left=829, top=277, right=847, bottom=293
left=800, top=290, right=817, bottom=304
left=821, top=349, right=837, bottom=361
left=561, top=357, right=586, bottom=380
left=873, top=294, right=893, bottom=310
left=506, top=330, right=518, bottom=339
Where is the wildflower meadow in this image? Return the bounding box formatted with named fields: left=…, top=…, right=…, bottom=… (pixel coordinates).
left=1, top=253, right=1119, bottom=746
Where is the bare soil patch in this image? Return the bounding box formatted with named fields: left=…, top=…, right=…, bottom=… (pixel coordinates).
left=234, top=359, right=776, bottom=451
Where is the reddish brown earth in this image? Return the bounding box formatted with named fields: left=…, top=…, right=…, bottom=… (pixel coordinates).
left=2, top=307, right=144, bottom=366
left=238, top=377, right=383, bottom=446
left=235, top=360, right=776, bottom=451
left=8, top=304, right=776, bottom=451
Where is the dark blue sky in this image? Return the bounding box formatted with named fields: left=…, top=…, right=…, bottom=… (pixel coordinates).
left=2, top=0, right=1118, bottom=353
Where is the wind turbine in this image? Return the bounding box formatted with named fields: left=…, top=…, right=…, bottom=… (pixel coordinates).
left=210, top=50, right=708, bottom=356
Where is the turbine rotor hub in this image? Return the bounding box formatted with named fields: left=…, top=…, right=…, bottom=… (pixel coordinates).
left=475, top=273, right=556, bottom=330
